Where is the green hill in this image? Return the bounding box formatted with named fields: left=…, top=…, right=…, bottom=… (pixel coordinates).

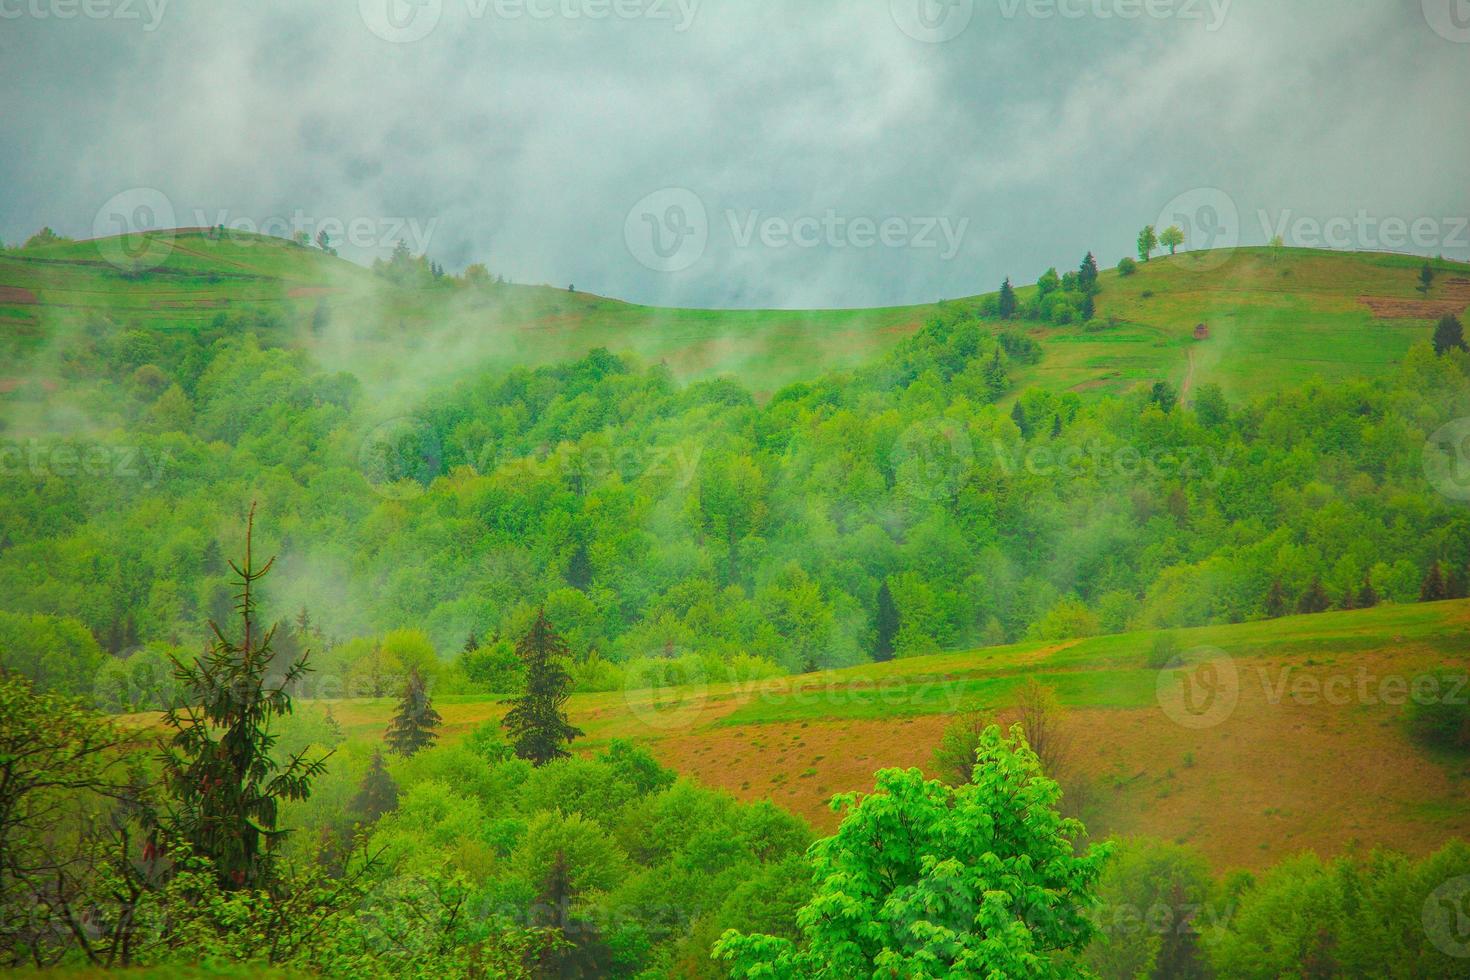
left=3, top=230, right=1466, bottom=411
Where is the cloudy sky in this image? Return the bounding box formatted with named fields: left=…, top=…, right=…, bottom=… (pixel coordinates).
left=1, top=0, right=1467, bottom=308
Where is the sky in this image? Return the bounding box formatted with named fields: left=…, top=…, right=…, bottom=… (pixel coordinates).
left=1, top=0, right=1467, bottom=309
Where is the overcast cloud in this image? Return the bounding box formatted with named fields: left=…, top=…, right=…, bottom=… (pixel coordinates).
left=1, top=0, right=1467, bottom=308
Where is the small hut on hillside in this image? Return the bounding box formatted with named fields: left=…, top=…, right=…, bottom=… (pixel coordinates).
left=1193, top=323, right=1210, bottom=340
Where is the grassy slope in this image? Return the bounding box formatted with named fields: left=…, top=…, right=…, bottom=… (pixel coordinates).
left=272, top=600, right=1470, bottom=872
left=3, top=232, right=1468, bottom=404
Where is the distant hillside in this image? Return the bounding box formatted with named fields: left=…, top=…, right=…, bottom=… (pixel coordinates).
left=2, top=230, right=1466, bottom=404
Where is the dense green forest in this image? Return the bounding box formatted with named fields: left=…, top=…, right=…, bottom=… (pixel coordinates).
left=5, top=259, right=1470, bottom=708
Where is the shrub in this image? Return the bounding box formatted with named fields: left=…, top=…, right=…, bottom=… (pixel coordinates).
left=1404, top=671, right=1470, bottom=751
left=1117, top=256, right=1138, bottom=276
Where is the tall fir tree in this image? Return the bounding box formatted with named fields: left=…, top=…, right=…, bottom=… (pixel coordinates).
left=1265, top=579, right=1286, bottom=618
left=1357, top=575, right=1379, bottom=609
left=1433, top=314, right=1466, bottom=356
left=1080, top=292, right=1096, bottom=321
left=1421, top=562, right=1448, bottom=603
left=874, top=580, right=899, bottom=663
left=158, top=504, right=326, bottom=891
left=463, top=630, right=480, bottom=654
left=385, top=666, right=441, bottom=757
left=1079, top=251, right=1099, bottom=292
left=502, top=609, right=584, bottom=766
left=351, top=748, right=399, bottom=821
left=566, top=541, right=593, bottom=592
left=1297, top=576, right=1330, bottom=614
left=997, top=277, right=1017, bottom=319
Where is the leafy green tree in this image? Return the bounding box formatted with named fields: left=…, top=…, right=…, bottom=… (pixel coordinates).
left=1159, top=225, right=1184, bottom=255
left=502, top=610, right=584, bottom=765
left=385, top=666, right=441, bottom=757
left=158, top=507, right=327, bottom=891
left=1083, top=838, right=1217, bottom=980
left=1149, top=380, right=1177, bottom=413
left=998, top=276, right=1018, bottom=318
left=566, top=540, right=593, bottom=591
left=1356, top=575, right=1379, bottom=609
left=1192, top=382, right=1228, bottom=427
left=873, top=579, right=898, bottom=662
left=1117, top=256, right=1138, bottom=276
left=714, top=724, right=1110, bottom=977
left=1138, top=225, right=1158, bottom=261
left=930, top=708, right=994, bottom=786
left=1037, top=266, right=1061, bottom=298
left=1433, top=314, right=1466, bottom=355
left=352, top=748, right=399, bottom=820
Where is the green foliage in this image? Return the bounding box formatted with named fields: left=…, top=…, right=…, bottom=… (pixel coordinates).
left=1404, top=670, right=1470, bottom=752
left=1138, top=225, right=1158, bottom=261
left=0, top=610, right=105, bottom=696
left=1116, top=256, right=1138, bottom=276
left=502, top=609, right=584, bottom=765
left=1433, top=314, right=1466, bottom=356
left=385, top=665, right=441, bottom=757
left=1160, top=225, right=1185, bottom=255
left=715, top=724, right=1110, bottom=977
left=1082, top=838, right=1217, bottom=980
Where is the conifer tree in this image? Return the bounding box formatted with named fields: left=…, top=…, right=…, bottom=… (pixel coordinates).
left=1421, top=562, right=1448, bottom=603
left=874, top=580, right=899, bottom=663
left=502, top=609, right=583, bottom=765
left=1419, top=261, right=1435, bottom=296
left=1080, top=292, right=1096, bottom=321
left=1265, top=578, right=1286, bottom=618
left=351, top=748, right=398, bottom=821
left=159, top=505, right=326, bottom=891
left=385, top=666, right=441, bottom=757
left=997, top=277, right=1017, bottom=319
left=1356, top=575, right=1379, bottom=609
left=201, top=538, right=225, bottom=575
left=566, top=541, right=593, bottom=591
left=1297, top=576, right=1329, bottom=614
left=1079, top=251, right=1099, bottom=291
left=1433, top=314, right=1466, bottom=356
left=463, top=630, right=480, bottom=654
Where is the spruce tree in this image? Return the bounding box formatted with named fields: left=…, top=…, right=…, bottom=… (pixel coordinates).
left=1080, top=292, right=1096, bottom=321
left=159, top=505, right=326, bottom=891
left=1079, top=251, right=1099, bottom=292
left=1357, top=575, right=1379, bottom=609
left=463, top=630, right=480, bottom=654
left=1265, top=579, right=1286, bottom=618
left=998, top=277, right=1017, bottom=319
left=502, top=609, right=584, bottom=765
left=1010, top=401, right=1030, bottom=438
left=385, top=666, right=441, bottom=757
left=1421, top=562, right=1448, bottom=603
left=874, top=580, right=899, bottom=663
left=1433, top=315, right=1466, bottom=356
left=566, top=541, right=593, bottom=591
left=351, top=748, right=398, bottom=821
left=201, top=538, right=225, bottom=575
left=1419, top=261, right=1435, bottom=296
left=1297, top=576, right=1329, bottom=614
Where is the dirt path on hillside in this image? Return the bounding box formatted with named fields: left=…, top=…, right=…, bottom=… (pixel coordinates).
left=1181, top=346, right=1197, bottom=399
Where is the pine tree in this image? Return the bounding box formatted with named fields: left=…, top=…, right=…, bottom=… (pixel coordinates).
left=1010, top=401, right=1030, bottom=438
left=294, top=605, right=313, bottom=639
left=463, top=630, right=480, bottom=654
left=1079, top=252, right=1099, bottom=292
left=874, top=580, right=899, bottom=663
left=1448, top=563, right=1468, bottom=600
left=1419, top=261, right=1435, bottom=297
left=385, top=666, right=441, bottom=757
left=502, top=609, right=584, bottom=765
left=1339, top=588, right=1357, bottom=611
left=352, top=748, right=399, bottom=821
left=323, top=703, right=344, bottom=741
left=159, top=504, right=326, bottom=891
left=1297, top=576, right=1329, bottom=614
left=1421, top=562, right=1448, bottom=603
left=984, top=347, right=1008, bottom=398
left=1049, top=414, right=1062, bottom=438
left=1080, top=292, right=1096, bottom=321
left=201, top=538, right=225, bottom=575
left=1433, top=315, right=1466, bottom=356
left=566, top=541, right=593, bottom=591
left=998, top=277, right=1017, bottom=319
left=1356, top=575, right=1379, bottom=609
left=1265, top=579, right=1286, bottom=618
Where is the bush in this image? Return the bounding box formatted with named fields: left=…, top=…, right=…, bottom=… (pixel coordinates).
left=1404, top=671, right=1470, bottom=751
left=1116, top=256, right=1138, bottom=276
left=1146, top=631, right=1182, bottom=669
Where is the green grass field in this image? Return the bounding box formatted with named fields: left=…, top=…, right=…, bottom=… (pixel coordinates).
left=188, top=599, right=1470, bottom=872
left=4, top=232, right=1467, bottom=406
